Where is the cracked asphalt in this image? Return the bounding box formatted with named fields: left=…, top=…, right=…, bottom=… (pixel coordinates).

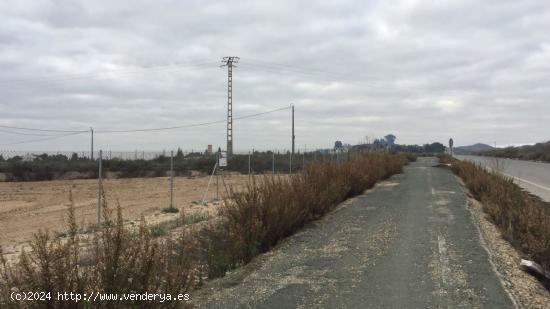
left=195, top=157, right=515, bottom=308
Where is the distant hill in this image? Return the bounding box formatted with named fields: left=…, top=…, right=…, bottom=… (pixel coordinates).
left=479, top=141, right=550, bottom=162
left=453, top=143, right=494, bottom=155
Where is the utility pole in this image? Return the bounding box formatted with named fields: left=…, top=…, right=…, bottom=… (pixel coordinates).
left=90, top=127, right=94, bottom=160
left=221, top=56, right=239, bottom=158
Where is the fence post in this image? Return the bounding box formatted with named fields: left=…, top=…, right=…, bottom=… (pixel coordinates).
left=170, top=150, right=174, bottom=209
left=248, top=151, right=251, bottom=178
left=216, top=151, right=220, bottom=200
left=289, top=151, right=292, bottom=174
left=302, top=152, right=305, bottom=169
left=272, top=151, right=275, bottom=175
left=97, top=150, right=103, bottom=225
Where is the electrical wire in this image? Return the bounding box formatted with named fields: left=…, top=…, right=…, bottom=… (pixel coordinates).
left=0, top=125, right=87, bottom=133
left=0, top=129, right=73, bottom=136
left=0, top=131, right=88, bottom=146
left=0, top=60, right=219, bottom=85
left=0, top=106, right=292, bottom=145
left=95, top=105, right=291, bottom=133
left=239, top=62, right=380, bottom=88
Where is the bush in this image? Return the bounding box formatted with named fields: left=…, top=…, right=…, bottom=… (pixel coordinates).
left=161, top=207, right=180, bottom=214
left=206, top=153, right=407, bottom=275
left=0, top=197, right=195, bottom=308
left=1, top=153, right=407, bottom=307
left=451, top=159, right=550, bottom=271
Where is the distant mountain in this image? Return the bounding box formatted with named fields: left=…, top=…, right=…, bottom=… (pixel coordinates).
left=453, top=143, right=494, bottom=155
left=481, top=140, right=550, bottom=162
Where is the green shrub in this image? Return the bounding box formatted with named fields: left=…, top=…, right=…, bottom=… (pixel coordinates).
left=161, top=207, right=179, bottom=214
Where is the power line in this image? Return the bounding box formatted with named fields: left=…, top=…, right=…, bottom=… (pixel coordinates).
left=0, top=105, right=291, bottom=137
left=0, top=60, right=219, bottom=86
left=0, top=129, right=72, bottom=136
left=240, top=60, right=381, bottom=88
left=0, top=131, right=88, bottom=146
left=0, top=125, right=87, bottom=133
left=95, top=105, right=290, bottom=133
left=246, top=59, right=345, bottom=78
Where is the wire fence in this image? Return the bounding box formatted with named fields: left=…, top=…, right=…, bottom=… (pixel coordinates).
left=0, top=147, right=357, bottom=229
left=0, top=148, right=336, bottom=161
left=0, top=148, right=355, bottom=182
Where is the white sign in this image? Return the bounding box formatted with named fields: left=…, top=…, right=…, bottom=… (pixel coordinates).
left=219, top=151, right=227, bottom=167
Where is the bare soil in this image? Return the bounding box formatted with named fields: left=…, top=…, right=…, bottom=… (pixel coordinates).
left=0, top=174, right=254, bottom=248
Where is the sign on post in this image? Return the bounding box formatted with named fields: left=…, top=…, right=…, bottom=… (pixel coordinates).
left=219, top=151, right=227, bottom=167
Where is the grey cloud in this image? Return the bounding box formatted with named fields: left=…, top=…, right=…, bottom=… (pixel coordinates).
left=1, top=0, right=549, bottom=151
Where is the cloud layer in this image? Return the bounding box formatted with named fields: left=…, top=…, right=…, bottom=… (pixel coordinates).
left=1, top=0, right=549, bottom=151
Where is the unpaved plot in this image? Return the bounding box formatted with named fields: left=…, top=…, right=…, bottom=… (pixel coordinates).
left=0, top=174, right=254, bottom=247
left=193, top=158, right=520, bottom=308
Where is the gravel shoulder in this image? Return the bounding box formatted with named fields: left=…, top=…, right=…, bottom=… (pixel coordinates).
left=192, top=158, right=518, bottom=308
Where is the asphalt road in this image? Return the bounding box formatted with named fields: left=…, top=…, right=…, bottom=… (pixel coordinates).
left=455, top=155, right=550, bottom=202
left=196, top=157, right=514, bottom=308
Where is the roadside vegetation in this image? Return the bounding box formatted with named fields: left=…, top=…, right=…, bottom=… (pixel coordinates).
left=449, top=157, right=550, bottom=272
left=0, top=151, right=323, bottom=182
left=0, top=153, right=408, bottom=308
left=479, top=141, right=550, bottom=163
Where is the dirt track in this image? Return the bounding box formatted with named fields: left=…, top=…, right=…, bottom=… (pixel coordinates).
left=0, top=174, right=252, bottom=247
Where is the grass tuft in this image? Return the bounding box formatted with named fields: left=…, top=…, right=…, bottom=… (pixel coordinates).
left=450, top=157, right=550, bottom=271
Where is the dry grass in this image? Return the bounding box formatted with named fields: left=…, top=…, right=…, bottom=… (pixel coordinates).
left=450, top=158, right=550, bottom=272
left=1, top=195, right=196, bottom=308
left=203, top=153, right=408, bottom=277
left=0, top=153, right=408, bottom=307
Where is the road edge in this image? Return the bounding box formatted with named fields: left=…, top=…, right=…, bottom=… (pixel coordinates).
left=455, top=175, right=550, bottom=309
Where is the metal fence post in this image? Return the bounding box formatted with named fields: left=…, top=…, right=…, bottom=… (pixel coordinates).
left=97, top=150, right=103, bottom=225
left=289, top=151, right=292, bottom=174
left=216, top=151, right=220, bottom=200
left=170, top=150, right=174, bottom=208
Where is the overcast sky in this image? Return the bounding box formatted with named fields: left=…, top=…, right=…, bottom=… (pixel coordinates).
left=0, top=0, right=549, bottom=153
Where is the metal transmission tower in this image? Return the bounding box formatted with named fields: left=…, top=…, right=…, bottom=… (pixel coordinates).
left=221, top=56, right=239, bottom=157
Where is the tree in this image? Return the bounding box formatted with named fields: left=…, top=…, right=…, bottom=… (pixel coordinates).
left=175, top=148, right=184, bottom=159
left=373, top=138, right=387, bottom=149
left=7, top=156, right=22, bottom=162
left=423, top=142, right=446, bottom=153
left=0, top=154, right=4, bottom=161
left=384, top=134, right=396, bottom=146
left=71, top=152, right=79, bottom=161
left=334, top=140, right=343, bottom=151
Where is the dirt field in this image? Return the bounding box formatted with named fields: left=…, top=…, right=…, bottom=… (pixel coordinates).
left=0, top=174, right=255, bottom=247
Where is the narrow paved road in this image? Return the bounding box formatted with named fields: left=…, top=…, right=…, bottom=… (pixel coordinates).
left=197, top=158, right=514, bottom=308
left=455, top=155, right=550, bottom=202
